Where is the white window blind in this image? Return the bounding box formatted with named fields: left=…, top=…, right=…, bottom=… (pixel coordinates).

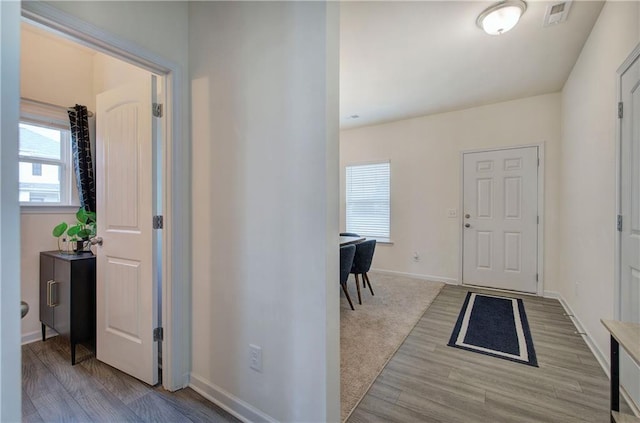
left=346, top=161, right=390, bottom=239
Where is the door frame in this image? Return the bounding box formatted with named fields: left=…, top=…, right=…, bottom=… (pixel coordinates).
left=21, top=3, right=190, bottom=390
left=458, top=143, right=545, bottom=296
left=615, top=41, right=640, bottom=417
left=615, top=42, right=640, bottom=320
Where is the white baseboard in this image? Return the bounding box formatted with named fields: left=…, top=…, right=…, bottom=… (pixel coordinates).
left=543, top=291, right=609, bottom=373
left=21, top=328, right=57, bottom=345
left=189, top=373, right=278, bottom=423
left=371, top=268, right=458, bottom=285
left=544, top=290, right=640, bottom=416
left=622, top=386, right=640, bottom=417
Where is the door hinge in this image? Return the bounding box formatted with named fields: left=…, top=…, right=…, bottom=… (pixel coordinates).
left=152, top=103, right=163, bottom=118
left=153, top=327, right=163, bottom=342
left=153, top=215, right=163, bottom=229
left=537, top=215, right=539, bottom=224
left=537, top=158, right=540, bottom=167
left=536, top=273, right=539, bottom=282
left=617, top=214, right=623, bottom=232
left=618, top=102, right=623, bottom=119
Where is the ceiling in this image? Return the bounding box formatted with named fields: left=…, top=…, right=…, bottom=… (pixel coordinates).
left=340, top=1, right=604, bottom=129
left=23, top=2, right=605, bottom=131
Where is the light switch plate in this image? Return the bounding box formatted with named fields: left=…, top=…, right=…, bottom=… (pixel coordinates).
left=447, top=209, right=457, bottom=218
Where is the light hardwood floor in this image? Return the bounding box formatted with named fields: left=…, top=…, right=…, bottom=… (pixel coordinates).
left=23, top=285, right=633, bottom=422
left=348, top=284, right=633, bottom=423
left=22, top=336, right=239, bottom=423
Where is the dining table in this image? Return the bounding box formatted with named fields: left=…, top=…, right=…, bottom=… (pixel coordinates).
left=339, top=235, right=365, bottom=246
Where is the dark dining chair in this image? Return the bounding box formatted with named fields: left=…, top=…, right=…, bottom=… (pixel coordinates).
left=350, top=239, right=376, bottom=304
left=340, top=245, right=357, bottom=310
left=340, top=232, right=360, bottom=237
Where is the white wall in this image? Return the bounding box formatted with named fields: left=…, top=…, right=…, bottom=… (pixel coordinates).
left=42, top=1, right=189, bottom=72
left=92, top=52, right=149, bottom=95
left=559, top=0, right=639, bottom=406
left=340, top=93, right=562, bottom=290
left=21, top=24, right=95, bottom=110
left=0, top=1, right=23, bottom=420
left=189, top=2, right=339, bottom=422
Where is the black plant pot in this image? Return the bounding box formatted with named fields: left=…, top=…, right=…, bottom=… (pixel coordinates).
left=74, top=239, right=90, bottom=253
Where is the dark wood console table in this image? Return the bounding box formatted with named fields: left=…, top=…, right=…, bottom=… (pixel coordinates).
left=40, top=251, right=96, bottom=365
left=601, top=319, right=640, bottom=423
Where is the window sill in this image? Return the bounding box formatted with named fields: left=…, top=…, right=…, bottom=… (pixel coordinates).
left=21, top=205, right=80, bottom=215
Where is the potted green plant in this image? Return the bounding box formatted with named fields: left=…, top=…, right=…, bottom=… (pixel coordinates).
left=52, top=207, right=97, bottom=253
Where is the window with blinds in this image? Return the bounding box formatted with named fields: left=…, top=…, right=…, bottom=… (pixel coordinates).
left=345, top=161, right=390, bottom=240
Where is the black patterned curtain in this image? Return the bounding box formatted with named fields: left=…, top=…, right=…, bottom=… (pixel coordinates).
left=68, top=105, right=96, bottom=212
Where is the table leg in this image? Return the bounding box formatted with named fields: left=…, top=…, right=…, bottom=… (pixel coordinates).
left=611, top=335, right=619, bottom=416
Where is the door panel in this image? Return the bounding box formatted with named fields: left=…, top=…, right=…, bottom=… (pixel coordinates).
left=105, top=104, right=140, bottom=229
left=620, top=54, right=640, bottom=408
left=477, top=179, right=493, bottom=218
left=96, top=80, right=157, bottom=385
left=462, top=147, right=538, bottom=293
left=105, top=257, right=142, bottom=340
left=504, top=232, right=521, bottom=272
left=476, top=232, right=492, bottom=269
left=504, top=177, right=521, bottom=218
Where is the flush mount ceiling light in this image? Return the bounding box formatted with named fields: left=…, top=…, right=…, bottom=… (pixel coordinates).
left=476, top=0, right=527, bottom=35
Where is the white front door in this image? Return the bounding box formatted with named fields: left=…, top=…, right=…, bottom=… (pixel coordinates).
left=619, top=52, right=640, bottom=407
left=462, top=147, right=539, bottom=293
left=95, top=79, right=158, bottom=385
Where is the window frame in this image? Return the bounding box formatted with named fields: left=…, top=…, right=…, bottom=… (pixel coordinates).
left=345, top=160, right=391, bottom=242
left=19, top=100, right=79, bottom=208
left=31, top=162, right=42, bottom=176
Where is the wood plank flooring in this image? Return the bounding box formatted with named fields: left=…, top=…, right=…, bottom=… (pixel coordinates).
left=22, top=336, right=239, bottom=423
left=348, top=285, right=634, bottom=423
left=24, top=285, right=634, bottom=422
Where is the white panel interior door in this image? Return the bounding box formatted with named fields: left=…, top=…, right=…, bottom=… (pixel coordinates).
left=619, top=53, right=640, bottom=408
left=96, top=79, right=157, bottom=385
left=462, top=147, right=538, bottom=293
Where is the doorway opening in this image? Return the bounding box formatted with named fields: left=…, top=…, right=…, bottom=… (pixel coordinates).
left=19, top=14, right=168, bottom=388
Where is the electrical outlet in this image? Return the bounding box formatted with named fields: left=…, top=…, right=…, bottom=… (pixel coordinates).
left=249, top=344, right=262, bottom=372
left=447, top=209, right=457, bottom=218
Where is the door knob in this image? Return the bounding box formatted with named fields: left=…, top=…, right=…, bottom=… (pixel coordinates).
left=465, top=214, right=471, bottom=219
left=90, top=237, right=103, bottom=246
left=465, top=223, right=471, bottom=228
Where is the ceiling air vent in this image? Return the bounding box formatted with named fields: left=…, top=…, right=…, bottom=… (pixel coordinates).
left=543, top=1, right=572, bottom=27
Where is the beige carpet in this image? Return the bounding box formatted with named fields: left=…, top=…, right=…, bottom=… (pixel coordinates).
left=340, top=271, right=445, bottom=421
